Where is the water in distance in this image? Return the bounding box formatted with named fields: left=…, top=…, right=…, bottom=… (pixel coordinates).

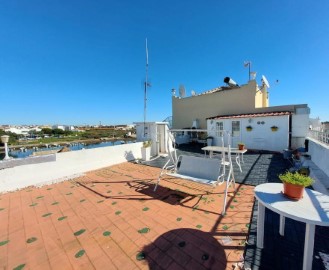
left=6, top=140, right=134, bottom=159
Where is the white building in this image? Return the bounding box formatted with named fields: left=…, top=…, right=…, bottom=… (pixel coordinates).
left=52, top=125, right=65, bottom=131
left=309, top=117, right=322, bottom=131
left=206, top=109, right=309, bottom=152
left=4, top=126, right=42, bottom=136
left=64, top=126, right=75, bottom=131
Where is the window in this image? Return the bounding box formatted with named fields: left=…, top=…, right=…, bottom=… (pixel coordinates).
left=232, top=121, right=240, bottom=136
left=216, top=121, right=224, bottom=137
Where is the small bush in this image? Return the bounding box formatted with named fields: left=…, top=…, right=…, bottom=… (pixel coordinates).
left=143, top=140, right=152, bottom=148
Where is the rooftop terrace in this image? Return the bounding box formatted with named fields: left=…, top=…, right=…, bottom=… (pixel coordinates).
left=0, top=144, right=328, bottom=269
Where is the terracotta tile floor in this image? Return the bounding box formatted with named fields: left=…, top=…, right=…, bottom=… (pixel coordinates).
left=0, top=162, right=255, bottom=270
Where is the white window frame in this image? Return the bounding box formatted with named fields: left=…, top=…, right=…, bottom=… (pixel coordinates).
left=215, top=121, right=224, bottom=137
left=232, top=121, right=240, bottom=137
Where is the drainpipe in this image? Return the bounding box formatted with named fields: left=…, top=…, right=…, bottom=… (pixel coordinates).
left=288, top=114, right=292, bottom=149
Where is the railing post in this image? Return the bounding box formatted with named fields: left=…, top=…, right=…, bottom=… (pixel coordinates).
left=308, top=130, right=328, bottom=145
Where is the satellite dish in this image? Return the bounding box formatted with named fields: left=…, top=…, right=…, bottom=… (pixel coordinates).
left=179, top=85, right=186, bottom=98
left=261, top=75, right=270, bottom=88
left=191, top=90, right=196, bottom=96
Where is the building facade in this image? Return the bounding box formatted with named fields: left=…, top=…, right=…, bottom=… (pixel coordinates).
left=172, top=80, right=269, bottom=129
left=172, top=78, right=310, bottom=150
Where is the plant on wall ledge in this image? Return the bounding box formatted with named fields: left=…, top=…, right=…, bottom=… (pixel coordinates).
left=142, top=140, right=152, bottom=148
left=141, top=140, right=152, bottom=161
left=246, top=125, right=253, bottom=131
left=271, top=126, right=278, bottom=132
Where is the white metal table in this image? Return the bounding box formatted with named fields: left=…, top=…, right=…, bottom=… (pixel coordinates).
left=254, top=183, right=329, bottom=270
left=201, top=146, right=247, bottom=172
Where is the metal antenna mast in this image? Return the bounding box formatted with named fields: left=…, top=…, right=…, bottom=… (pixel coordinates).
left=244, top=61, right=251, bottom=81
left=143, top=38, right=149, bottom=137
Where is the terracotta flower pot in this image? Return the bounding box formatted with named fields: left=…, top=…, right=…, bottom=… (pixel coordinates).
left=238, top=144, right=245, bottom=150
left=283, top=182, right=304, bottom=200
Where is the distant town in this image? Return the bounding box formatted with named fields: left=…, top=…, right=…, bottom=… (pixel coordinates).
left=0, top=124, right=136, bottom=147
left=1, top=123, right=135, bottom=133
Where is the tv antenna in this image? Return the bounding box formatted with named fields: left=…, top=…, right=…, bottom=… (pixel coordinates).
left=179, top=84, right=186, bottom=98
left=244, top=61, right=252, bottom=81
left=143, top=38, right=151, bottom=136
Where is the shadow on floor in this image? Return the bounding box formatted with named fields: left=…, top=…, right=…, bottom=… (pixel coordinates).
left=140, top=228, right=228, bottom=269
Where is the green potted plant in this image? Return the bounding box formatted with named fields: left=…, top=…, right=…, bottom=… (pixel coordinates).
left=271, top=125, right=278, bottom=132
left=246, top=125, right=253, bottom=131
left=141, top=140, right=152, bottom=161
left=279, top=171, right=314, bottom=200
left=237, top=142, right=245, bottom=150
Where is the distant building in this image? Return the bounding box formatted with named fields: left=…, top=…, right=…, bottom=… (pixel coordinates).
left=4, top=126, right=30, bottom=136
left=2, top=125, right=42, bottom=137
left=114, top=125, right=135, bottom=130
left=309, top=117, right=322, bottom=131
left=52, top=125, right=65, bottom=131
left=0, top=125, right=10, bottom=130
left=322, top=122, right=329, bottom=133
left=64, top=125, right=75, bottom=131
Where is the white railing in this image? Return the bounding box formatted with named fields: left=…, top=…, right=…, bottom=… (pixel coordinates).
left=308, top=130, right=329, bottom=145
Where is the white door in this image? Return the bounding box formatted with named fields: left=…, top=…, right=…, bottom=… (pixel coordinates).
left=156, top=124, right=166, bottom=154
left=230, top=120, right=241, bottom=147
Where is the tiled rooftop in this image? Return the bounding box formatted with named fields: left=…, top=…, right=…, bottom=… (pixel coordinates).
left=207, top=111, right=291, bottom=120
left=0, top=144, right=328, bottom=269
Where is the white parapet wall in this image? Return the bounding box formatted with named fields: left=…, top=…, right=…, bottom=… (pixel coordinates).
left=0, top=142, right=143, bottom=193
left=306, top=138, right=329, bottom=195
left=308, top=138, right=329, bottom=177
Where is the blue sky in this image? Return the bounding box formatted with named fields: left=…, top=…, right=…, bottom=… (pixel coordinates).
left=0, top=0, right=328, bottom=125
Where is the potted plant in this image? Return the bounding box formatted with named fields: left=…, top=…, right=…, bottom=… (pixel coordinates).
left=246, top=125, right=253, bottom=131
left=271, top=125, right=278, bottom=132
left=237, top=142, right=245, bottom=150
left=298, top=167, right=310, bottom=176
left=279, top=171, right=314, bottom=200
left=141, top=140, right=152, bottom=161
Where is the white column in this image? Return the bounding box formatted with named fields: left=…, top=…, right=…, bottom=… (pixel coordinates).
left=1, top=135, right=10, bottom=160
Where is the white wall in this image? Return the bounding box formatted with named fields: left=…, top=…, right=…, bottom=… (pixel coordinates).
left=173, top=80, right=262, bottom=129
left=135, top=122, right=152, bottom=141
left=291, top=113, right=309, bottom=149
left=308, top=138, right=329, bottom=177
left=207, top=115, right=289, bottom=152
left=0, top=142, right=143, bottom=193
